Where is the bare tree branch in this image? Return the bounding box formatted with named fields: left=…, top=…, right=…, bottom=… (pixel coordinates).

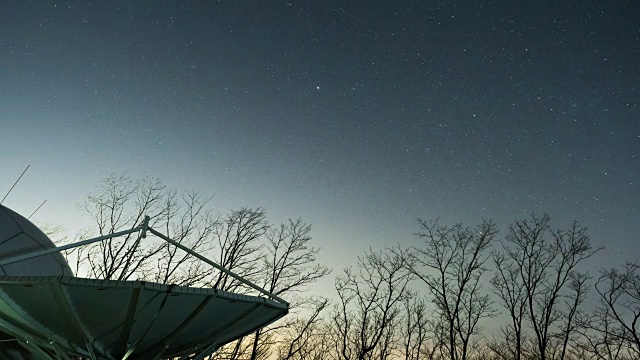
left=407, top=219, right=497, bottom=360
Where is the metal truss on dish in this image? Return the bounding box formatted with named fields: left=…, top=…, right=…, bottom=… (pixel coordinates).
left=0, top=205, right=289, bottom=360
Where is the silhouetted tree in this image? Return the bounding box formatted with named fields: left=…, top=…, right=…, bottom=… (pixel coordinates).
left=152, top=189, right=218, bottom=286
left=67, top=174, right=329, bottom=360
left=576, top=300, right=627, bottom=360
left=400, top=294, right=446, bottom=360
left=68, top=173, right=269, bottom=292
left=579, top=262, right=640, bottom=359
left=58, top=184, right=635, bottom=360
left=491, top=250, right=528, bottom=360
left=70, top=174, right=175, bottom=280
left=275, top=297, right=330, bottom=360
left=208, top=206, right=268, bottom=292
left=401, top=294, right=428, bottom=360
left=407, top=219, right=497, bottom=360
left=248, top=219, right=331, bottom=360
left=331, top=248, right=411, bottom=360
left=491, top=214, right=600, bottom=360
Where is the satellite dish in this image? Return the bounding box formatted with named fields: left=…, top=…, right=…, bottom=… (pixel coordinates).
left=0, top=205, right=289, bottom=360
left=0, top=205, right=73, bottom=277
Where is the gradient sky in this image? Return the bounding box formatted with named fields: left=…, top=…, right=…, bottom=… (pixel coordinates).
left=1, top=1, right=638, bottom=287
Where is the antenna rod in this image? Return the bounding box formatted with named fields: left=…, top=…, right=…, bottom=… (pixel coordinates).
left=28, top=200, right=47, bottom=220
left=1, top=164, right=30, bottom=205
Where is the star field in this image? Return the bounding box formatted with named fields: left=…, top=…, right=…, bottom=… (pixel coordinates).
left=0, top=1, right=638, bottom=276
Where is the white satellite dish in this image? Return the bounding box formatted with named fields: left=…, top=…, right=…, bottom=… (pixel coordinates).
left=0, top=205, right=289, bottom=360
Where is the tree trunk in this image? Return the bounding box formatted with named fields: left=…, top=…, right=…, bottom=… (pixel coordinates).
left=249, top=329, right=261, bottom=360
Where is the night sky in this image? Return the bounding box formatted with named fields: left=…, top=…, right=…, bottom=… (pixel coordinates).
left=1, top=1, right=638, bottom=281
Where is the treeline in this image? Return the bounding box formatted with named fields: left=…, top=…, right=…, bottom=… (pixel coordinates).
left=60, top=175, right=640, bottom=360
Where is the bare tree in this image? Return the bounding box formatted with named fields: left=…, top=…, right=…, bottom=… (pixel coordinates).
left=209, top=336, right=261, bottom=360
left=407, top=219, right=497, bottom=360
left=70, top=173, right=174, bottom=280
left=488, top=327, right=525, bottom=360
left=558, top=272, right=591, bottom=360
left=65, top=174, right=337, bottom=360
left=56, top=178, right=632, bottom=360
left=401, top=294, right=428, bottom=360
left=208, top=207, right=268, bottom=292
left=275, top=298, right=331, bottom=360
left=331, top=248, right=411, bottom=360
left=152, top=190, right=218, bottom=286
left=492, top=214, right=600, bottom=360
left=491, top=250, right=527, bottom=360
left=70, top=174, right=262, bottom=291
left=582, top=262, right=640, bottom=359
left=399, top=293, right=445, bottom=360
left=576, top=301, right=627, bottom=360
left=67, top=174, right=284, bottom=295
left=248, top=219, right=331, bottom=360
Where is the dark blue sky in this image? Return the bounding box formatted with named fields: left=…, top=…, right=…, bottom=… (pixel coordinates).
left=1, top=1, right=638, bottom=275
